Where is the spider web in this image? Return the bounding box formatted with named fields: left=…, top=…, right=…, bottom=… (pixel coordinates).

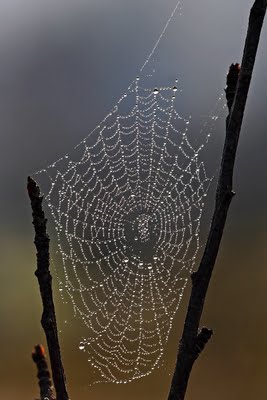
left=34, top=75, right=216, bottom=384
left=33, top=0, right=223, bottom=386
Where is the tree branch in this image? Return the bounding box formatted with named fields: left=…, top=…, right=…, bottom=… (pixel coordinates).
left=27, top=177, right=69, bottom=400
left=32, top=344, right=55, bottom=400
left=167, top=1, right=267, bottom=399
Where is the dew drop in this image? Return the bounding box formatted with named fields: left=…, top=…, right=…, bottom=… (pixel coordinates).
left=153, top=88, right=159, bottom=94
left=172, top=86, right=178, bottom=92
left=79, top=342, right=85, bottom=350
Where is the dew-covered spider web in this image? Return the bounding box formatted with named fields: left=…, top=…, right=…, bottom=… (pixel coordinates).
left=33, top=0, right=223, bottom=386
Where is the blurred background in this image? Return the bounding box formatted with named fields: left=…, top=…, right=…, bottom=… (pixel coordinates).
left=0, top=0, right=267, bottom=399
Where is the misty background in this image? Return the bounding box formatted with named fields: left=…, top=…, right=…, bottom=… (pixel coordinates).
left=0, top=0, right=267, bottom=399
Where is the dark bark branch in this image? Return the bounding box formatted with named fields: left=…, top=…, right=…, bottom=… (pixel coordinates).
left=32, top=344, right=55, bottom=400
left=168, top=1, right=267, bottom=399
left=27, top=177, right=69, bottom=400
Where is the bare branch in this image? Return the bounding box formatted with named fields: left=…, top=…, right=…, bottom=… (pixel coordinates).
left=32, top=344, right=55, bottom=400
left=27, top=177, right=69, bottom=400
left=168, top=1, right=267, bottom=399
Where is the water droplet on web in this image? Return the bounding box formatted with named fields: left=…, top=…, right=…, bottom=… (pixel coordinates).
left=79, top=342, right=85, bottom=350
left=172, top=86, right=178, bottom=92
left=153, top=88, right=159, bottom=94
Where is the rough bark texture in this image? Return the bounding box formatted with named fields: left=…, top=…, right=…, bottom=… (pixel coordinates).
left=168, top=1, right=267, bottom=399
left=27, top=177, right=69, bottom=400
left=32, top=344, right=55, bottom=400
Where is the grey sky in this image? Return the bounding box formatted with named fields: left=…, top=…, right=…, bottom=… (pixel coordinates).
left=1, top=0, right=266, bottom=228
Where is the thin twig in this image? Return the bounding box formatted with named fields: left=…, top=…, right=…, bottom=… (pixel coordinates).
left=32, top=344, right=55, bottom=400
left=27, top=177, right=69, bottom=400
left=168, top=1, right=267, bottom=399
